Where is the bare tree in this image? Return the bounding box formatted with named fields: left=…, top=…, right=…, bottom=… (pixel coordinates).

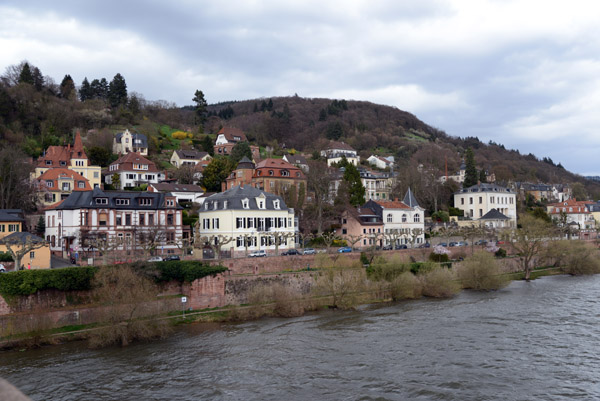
left=197, top=234, right=234, bottom=260
left=504, top=214, right=553, bottom=280
left=344, top=234, right=365, bottom=251
left=0, top=148, right=38, bottom=211
left=0, top=233, right=47, bottom=270
left=319, top=231, right=341, bottom=253
left=306, top=161, right=335, bottom=234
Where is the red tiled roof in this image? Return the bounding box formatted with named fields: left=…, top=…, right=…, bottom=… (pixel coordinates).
left=36, top=133, right=88, bottom=167
left=374, top=199, right=411, bottom=209
left=37, top=168, right=92, bottom=191
left=110, top=152, right=159, bottom=172
left=327, top=141, right=356, bottom=152
left=254, top=158, right=306, bottom=179
left=217, top=126, right=247, bottom=142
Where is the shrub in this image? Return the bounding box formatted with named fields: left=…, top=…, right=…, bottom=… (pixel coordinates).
left=360, top=252, right=369, bottom=266
left=0, top=252, right=13, bottom=262
left=559, top=241, right=600, bottom=275
left=135, top=261, right=226, bottom=283
left=366, top=255, right=410, bottom=281
left=314, top=267, right=366, bottom=309
left=390, top=272, right=422, bottom=301
left=456, top=251, right=509, bottom=291
left=419, top=267, right=461, bottom=298
left=172, top=131, right=191, bottom=140
left=0, top=267, right=97, bottom=297
left=429, top=252, right=450, bottom=263
left=495, top=248, right=507, bottom=258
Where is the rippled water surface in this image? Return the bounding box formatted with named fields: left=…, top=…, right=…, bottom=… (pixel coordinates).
left=2, top=275, right=600, bottom=400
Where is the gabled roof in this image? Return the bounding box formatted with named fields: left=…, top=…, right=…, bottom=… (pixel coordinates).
left=254, top=158, right=306, bottom=179
left=343, top=207, right=383, bottom=226
left=37, top=133, right=88, bottom=167
left=115, top=130, right=148, bottom=147
left=174, top=149, right=209, bottom=160
left=283, top=154, right=308, bottom=165
left=37, top=168, right=92, bottom=191
left=327, top=141, right=356, bottom=152
left=0, top=231, right=45, bottom=244
left=48, top=190, right=182, bottom=211
left=217, top=126, right=247, bottom=142
left=0, top=210, right=25, bottom=222
left=373, top=199, right=411, bottom=210
left=110, top=152, right=159, bottom=172
left=480, top=209, right=510, bottom=220
left=149, top=183, right=204, bottom=193
left=457, top=183, right=513, bottom=194
left=402, top=188, right=420, bottom=208
left=202, top=185, right=290, bottom=211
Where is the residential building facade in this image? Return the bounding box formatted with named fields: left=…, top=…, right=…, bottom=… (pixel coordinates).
left=367, top=155, right=394, bottom=170
left=113, top=129, right=148, bottom=155
left=547, top=199, right=595, bottom=230
left=36, top=168, right=92, bottom=206
left=454, top=183, right=517, bottom=226
left=339, top=207, right=384, bottom=249
left=34, top=132, right=102, bottom=189
left=147, top=183, right=205, bottom=205
left=321, top=141, right=360, bottom=166
left=44, top=189, right=184, bottom=260
left=106, top=152, right=164, bottom=189
left=0, top=209, right=50, bottom=269
left=196, top=185, right=296, bottom=258
left=170, top=149, right=212, bottom=167
left=213, top=126, right=260, bottom=160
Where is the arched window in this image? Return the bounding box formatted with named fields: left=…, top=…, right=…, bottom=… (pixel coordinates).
left=402, top=214, right=407, bottom=222
left=269, top=170, right=274, bottom=176
left=387, top=214, right=392, bottom=223
left=414, top=214, right=420, bottom=223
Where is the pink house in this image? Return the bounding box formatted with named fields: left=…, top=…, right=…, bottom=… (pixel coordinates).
left=339, top=207, right=384, bottom=249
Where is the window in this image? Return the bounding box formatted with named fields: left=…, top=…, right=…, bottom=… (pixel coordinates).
left=78, top=181, right=85, bottom=188
left=60, top=161, right=66, bottom=166
left=259, top=201, right=264, bottom=209
left=139, top=214, right=145, bottom=226
left=116, top=215, right=122, bottom=226
left=8, top=224, right=19, bottom=232
left=269, top=170, right=274, bottom=176
left=125, top=214, right=131, bottom=225
left=148, top=214, right=154, bottom=225
left=116, top=199, right=130, bottom=206
left=281, top=170, right=289, bottom=177
left=127, top=174, right=136, bottom=180
left=167, top=214, right=173, bottom=225
left=30, top=251, right=35, bottom=259
left=342, top=228, right=347, bottom=234
left=96, top=198, right=108, bottom=205
left=62, top=183, right=70, bottom=191
left=414, top=214, right=420, bottom=223
left=479, top=209, right=483, bottom=217
left=479, top=196, right=483, bottom=204
left=45, top=193, right=54, bottom=203
left=342, top=218, right=347, bottom=224
left=236, top=218, right=244, bottom=229
left=242, top=199, right=249, bottom=209
left=274, top=200, right=280, bottom=209
left=469, top=197, right=473, bottom=204
left=402, top=214, right=407, bottom=223
left=139, top=198, right=152, bottom=206
left=94, top=172, right=99, bottom=178
left=45, top=160, right=52, bottom=166
left=387, top=214, right=392, bottom=223
left=224, top=201, right=228, bottom=209
left=46, top=180, right=53, bottom=188
left=203, top=219, right=210, bottom=229
left=212, top=218, right=219, bottom=229
left=461, top=198, right=464, bottom=205
left=99, top=213, right=107, bottom=226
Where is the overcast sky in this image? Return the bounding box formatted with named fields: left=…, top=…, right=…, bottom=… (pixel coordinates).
left=1, top=1, right=599, bottom=175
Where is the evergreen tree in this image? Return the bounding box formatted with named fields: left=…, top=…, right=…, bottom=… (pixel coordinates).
left=90, top=78, right=109, bottom=99
left=193, top=89, right=208, bottom=123
left=318, top=108, right=327, bottom=121
left=35, top=216, right=46, bottom=236
left=230, top=141, right=253, bottom=163
left=297, top=182, right=306, bottom=210
left=80, top=77, right=92, bottom=101
left=339, top=157, right=365, bottom=207
left=479, top=168, right=487, bottom=183
left=200, top=135, right=214, bottom=156
left=128, top=93, right=141, bottom=115
left=326, top=121, right=343, bottom=140
left=201, top=156, right=233, bottom=192
left=253, top=103, right=258, bottom=112
left=463, top=148, right=478, bottom=187
left=31, top=67, right=44, bottom=91
left=60, top=74, right=76, bottom=99
left=108, top=73, right=128, bottom=108
left=19, top=62, right=34, bottom=85
left=267, top=98, right=273, bottom=110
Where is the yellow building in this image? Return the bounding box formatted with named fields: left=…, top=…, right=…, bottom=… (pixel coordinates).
left=34, top=132, right=102, bottom=189
left=0, top=210, right=51, bottom=270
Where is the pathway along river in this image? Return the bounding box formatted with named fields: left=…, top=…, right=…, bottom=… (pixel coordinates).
left=2, top=275, right=600, bottom=400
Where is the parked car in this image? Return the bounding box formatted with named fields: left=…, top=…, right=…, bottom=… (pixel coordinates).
left=249, top=250, right=267, bottom=257
left=302, top=248, right=316, bottom=255
left=456, top=241, right=468, bottom=247
left=496, top=240, right=505, bottom=245
left=395, top=244, right=408, bottom=250
left=474, top=240, right=488, bottom=246
left=382, top=244, right=393, bottom=250
left=337, top=247, right=352, bottom=253
left=449, top=242, right=458, bottom=247
left=0, top=264, right=6, bottom=273
left=164, top=255, right=180, bottom=261
left=282, top=249, right=300, bottom=256
left=418, top=242, right=431, bottom=248
left=148, top=256, right=163, bottom=262
left=439, top=242, right=448, bottom=247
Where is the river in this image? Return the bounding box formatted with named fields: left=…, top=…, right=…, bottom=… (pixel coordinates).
left=1, top=274, right=600, bottom=400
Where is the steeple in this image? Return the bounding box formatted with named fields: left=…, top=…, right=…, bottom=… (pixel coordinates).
left=403, top=187, right=420, bottom=208
left=72, top=132, right=88, bottom=159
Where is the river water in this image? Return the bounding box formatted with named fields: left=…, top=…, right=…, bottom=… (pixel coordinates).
left=1, top=275, right=600, bottom=401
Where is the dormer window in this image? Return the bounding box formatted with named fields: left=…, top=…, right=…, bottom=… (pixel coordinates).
left=45, top=160, right=52, bottom=166
left=213, top=201, right=218, bottom=210
left=60, top=161, right=66, bottom=166
left=78, top=181, right=85, bottom=188
left=269, top=170, right=274, bottom=176
left=139, top=198, right=152, bottom=206
left=242, top=198, right=250, bottom=209
left=205, top=202, right=209, bottom=210
left=274, top=200, right=280, bottom=209
left=95, top=198, right=108, bottom=205
left=115, top=199, right=130, bottom=206
left=281, top=170, right=289, bottom=177
left=46, top=180, right=53, bottom=188
left=224, top=201, right=228, bottom=209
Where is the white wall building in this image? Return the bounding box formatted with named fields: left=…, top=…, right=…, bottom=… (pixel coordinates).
left=453, top=183, right=517, bottom=226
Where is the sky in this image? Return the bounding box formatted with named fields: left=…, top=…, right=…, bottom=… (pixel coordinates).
left=1, top=0, right=599, bottom=175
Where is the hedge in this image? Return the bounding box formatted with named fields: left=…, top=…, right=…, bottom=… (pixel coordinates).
left=0, top=266, right=97, bottom=297
left=133, top=261, right=227, bottom=283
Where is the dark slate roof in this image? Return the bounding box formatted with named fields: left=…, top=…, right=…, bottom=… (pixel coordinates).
left=457, top=183, right=513, bottom=194
left=480, top=209, right=510, bottom=220
left=202, top=185, right=291, bottom=211
left=174, top=149, right=208, bottom=160
left=0, top=231, right=45, bottom=244
left=284, top=154, right=308, bottom=165
left=403, top=188, right=420, bottom=208
left=150, top=183, right=204, bottom=193
left=236, top=156, right=255, bottom=170
left=50, top=189, right=182, bottom=210
left=0, top=209, right=25, bottom=222
left=115, top=131, right=148, bottom=147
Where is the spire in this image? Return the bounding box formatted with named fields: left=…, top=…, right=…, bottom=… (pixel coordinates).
left=72, top=132, right=88, bottom=159
left=403, top=187, right=420, bottom=208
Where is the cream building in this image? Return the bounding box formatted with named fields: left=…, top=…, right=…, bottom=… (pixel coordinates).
left=113, top=129, right=148, bottom=156
left=453, top=183, right=517, bottom=226
left=196, top=185, right=296, bottom=258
